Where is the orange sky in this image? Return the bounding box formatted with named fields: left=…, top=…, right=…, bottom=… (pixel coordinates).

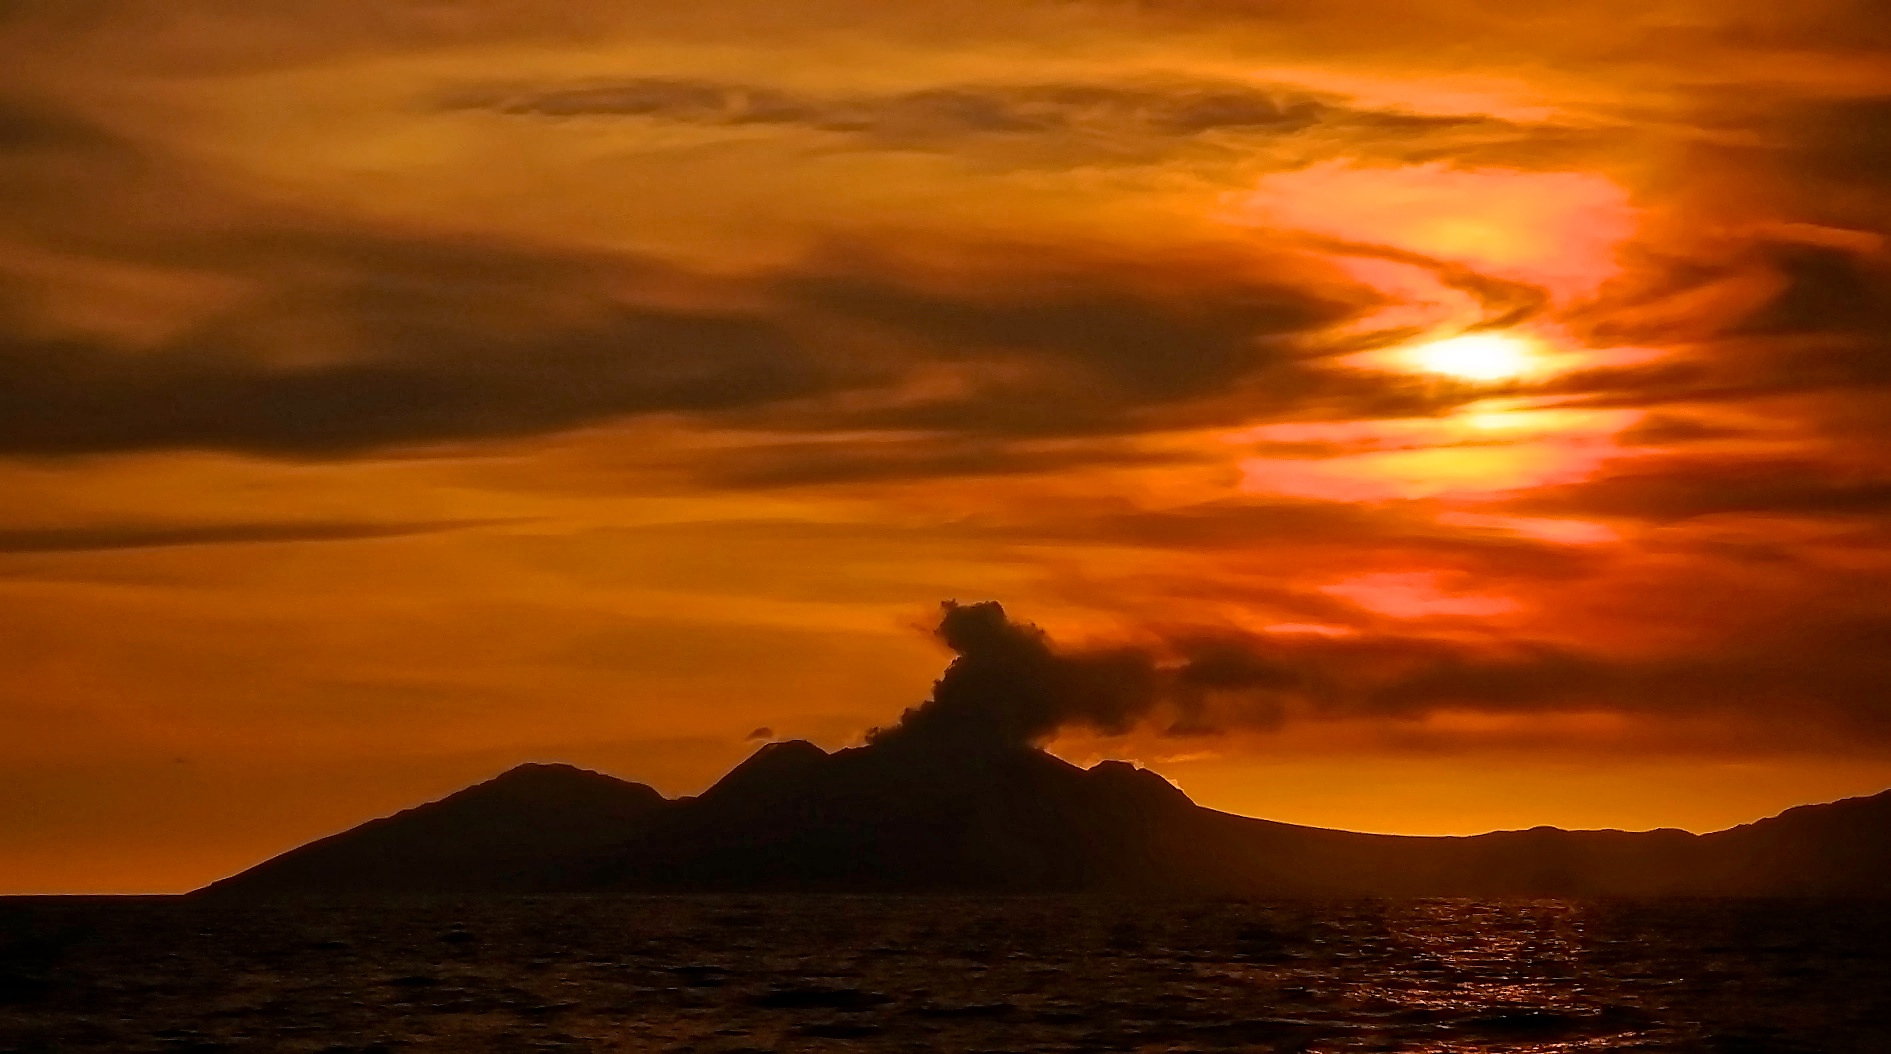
left=4, top=0, right=1891, bottom=892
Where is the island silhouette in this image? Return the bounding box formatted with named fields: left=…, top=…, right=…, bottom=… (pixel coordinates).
left=201, top=602, right=1891, bottom=898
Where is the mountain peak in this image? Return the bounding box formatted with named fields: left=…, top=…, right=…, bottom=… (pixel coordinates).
left=488, top=761, right=607, bottom=784
left=199, top=761, right=666, bottom=896
left=1085, top=758, right=1193, bottom=805
left=456, top=762, right=666, bottom=812
left=699, top=739, right=831, bottom=803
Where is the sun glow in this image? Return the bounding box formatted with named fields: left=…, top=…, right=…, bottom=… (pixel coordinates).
left=1405, top=332, right=1539, bottom=381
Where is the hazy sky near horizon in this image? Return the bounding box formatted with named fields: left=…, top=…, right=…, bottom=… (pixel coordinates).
left=4, top=0, right=1891, bottom=893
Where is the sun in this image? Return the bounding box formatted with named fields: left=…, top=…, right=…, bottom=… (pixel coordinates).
left=1404, top=332, right=1539, bottom=382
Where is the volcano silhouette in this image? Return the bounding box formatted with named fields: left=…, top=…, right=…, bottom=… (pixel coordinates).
left=200, top=737, right=1891, bottom=897
left=201, top=601, right=1891, bottom=898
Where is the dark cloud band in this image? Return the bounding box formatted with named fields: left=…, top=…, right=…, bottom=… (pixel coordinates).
left=0, top=518, right=506, bottom=554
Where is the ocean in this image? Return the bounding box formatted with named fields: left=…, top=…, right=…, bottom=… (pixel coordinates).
left=3, top=895, right=1885, bottom=1052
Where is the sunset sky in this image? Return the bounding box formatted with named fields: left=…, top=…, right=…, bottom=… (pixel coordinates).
left=5, top=0, right=1891, bottom=893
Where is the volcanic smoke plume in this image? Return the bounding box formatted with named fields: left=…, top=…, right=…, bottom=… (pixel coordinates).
left=864, top=600, right=1634, bottom=753
left=869, top=601, right=1161, bottom=752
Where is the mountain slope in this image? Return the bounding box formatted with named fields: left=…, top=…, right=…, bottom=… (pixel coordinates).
left=200, top=763, right=666, bottom=896
left=1695, top=790, right=1891, bottom=895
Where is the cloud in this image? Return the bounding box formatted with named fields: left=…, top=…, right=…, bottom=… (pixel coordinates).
left=0, top=92, right=1397, bottom=462
left=0, top=298, right=829, bottom=456
left=768, top=241, right=1382, bottom=432
left=1521, top=457, right=1891, bottom=521
left=1732, top=241, right=1890, bottom=344
left=0, top=519, right=504, bottom=554
left=1033, top=498, right=1605, bottom=580
left=1754, top=94, right=1891, bottom=206
left=1546, top=239, right=1890, bottom=445
left=0, top=58, right=1702, bottom=474
left=692, top=435, right=1196, bottom=489
left=446, top=75, right=1558, bottom=165
left=0, top=97, right=859, bottom=456
left=0, top=223, right=1391, bottom=459
left=0, top=97, right=119, bottom=154
left=1614, top=413, right=1750, bottom=446
left=0, top=90, right=1455, bottom=464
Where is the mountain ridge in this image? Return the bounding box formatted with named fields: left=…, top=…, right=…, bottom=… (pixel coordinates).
left=199, top=741, right=1891, bottom=898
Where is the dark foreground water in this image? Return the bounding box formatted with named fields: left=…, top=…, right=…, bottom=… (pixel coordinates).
left=2, top=897, right=1887, bottom=1053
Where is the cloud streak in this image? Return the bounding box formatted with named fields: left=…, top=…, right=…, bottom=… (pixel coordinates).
left=446, top=75, right=1577, bottom=167
left=0, top=519, right=506, bottom=555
